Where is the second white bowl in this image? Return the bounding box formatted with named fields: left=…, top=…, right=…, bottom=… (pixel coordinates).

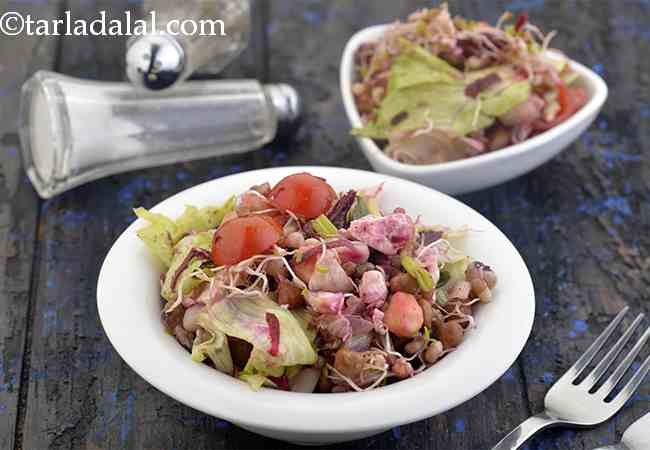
left=340, top=24, right=608, bottom=195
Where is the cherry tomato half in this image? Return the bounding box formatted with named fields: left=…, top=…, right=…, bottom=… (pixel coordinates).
left=211, top=216, right=282, bottom=266
left=267, top=173, right=337, bottom=220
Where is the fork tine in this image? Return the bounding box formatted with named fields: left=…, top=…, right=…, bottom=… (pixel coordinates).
left=567, top=306, right=629, bottom=379
left=611, top=351, right=650, bottom=404
left=583, top=314, right=644, bottom=390
left=600, top=325, right=650, bottom=396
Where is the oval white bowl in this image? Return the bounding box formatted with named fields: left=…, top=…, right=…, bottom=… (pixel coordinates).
left=340, top=25, right=608, bottom=195
left=97, top=166, right=535, bottom=445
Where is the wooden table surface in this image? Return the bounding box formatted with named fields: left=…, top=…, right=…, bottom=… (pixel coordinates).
left=0, top=1, right=648, bottom=449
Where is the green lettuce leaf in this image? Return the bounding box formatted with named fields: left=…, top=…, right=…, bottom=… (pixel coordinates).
left=133, top=208, right=177, bottom=267
left=350, top=121, right=389, bottom=140
left=191, top=324, right=234, bottom=375
left=134, top=195, right=235, bottom=267
left=482, top=81, right=531, bottom=117
left=291, top=307, right=318, bottom=343
left=202, top=292, right=317, bottom=368
left=160, top=231, right=213, bottom=303
left=387, top=40, right=462, bottom=92
left=238, top=373, right=277, bottom=391
left=352, top=44, right=532, bottom=141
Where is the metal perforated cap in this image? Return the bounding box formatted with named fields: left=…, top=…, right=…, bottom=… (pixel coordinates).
left=263, top=83, right=302, bottom=136
left=125, top=34, right=185, bottom=90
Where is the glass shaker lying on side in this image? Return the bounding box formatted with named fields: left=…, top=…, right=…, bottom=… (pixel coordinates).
left=19, top=70, right=300, bottom=198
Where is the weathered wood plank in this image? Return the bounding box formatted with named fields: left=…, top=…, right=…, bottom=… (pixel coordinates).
left=16, top=1, right=650, bottom=449
left=19, top=1, right=273, bottom=449
left=0, top=1, right=62, bottom=449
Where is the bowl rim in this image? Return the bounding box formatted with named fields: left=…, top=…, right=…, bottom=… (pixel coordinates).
left=97, top=166, right=535, bottom=434
left=340, top=24, right=609, bottom=174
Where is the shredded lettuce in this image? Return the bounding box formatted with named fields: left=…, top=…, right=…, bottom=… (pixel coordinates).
left=133, top=208, right=177, bottom=267
left=238, top=373, right=277, bottom=391
left=352, top=43, right=531, bottom=141
left=387, top=40, right=462, bottom=91
left=291, top=307, right=318, bottom=343
left=191, top=325, right=234, bottom=375
left=134, top=195, right=235, bottom=267
left=202, top=292, right=317, bottom=369
left=484, top=81, right=531, bottom=117
left=203, top=293, right=316, bottom=391
left=160, top=231, right=213, bottom=303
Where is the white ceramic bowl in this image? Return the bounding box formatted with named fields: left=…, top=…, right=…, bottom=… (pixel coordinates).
left=97, top=166, right=535, bottom=445
left=340, top=25, right=608, bottom=195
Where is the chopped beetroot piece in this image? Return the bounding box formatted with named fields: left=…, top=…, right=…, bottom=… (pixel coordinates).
left=327, top=190, right=357, bottom=229
left=265, top=312, right=280, bottom=357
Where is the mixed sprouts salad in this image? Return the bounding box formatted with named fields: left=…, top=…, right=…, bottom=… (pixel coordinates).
left=352, top=4, right=587, bottom=165
left=135, top=172, right=497, bottom=393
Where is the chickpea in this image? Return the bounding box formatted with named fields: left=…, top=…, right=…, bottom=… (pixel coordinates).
left=342, top=261, right=357, bottom=276
left=355, top=262, right=376, bottom=277
left=284, top=231, right=305, bottom=249
left=334, top=347, right=365, bottom=380
left=392, top=358, right=414, bottom=379
left=389, top=272, right=419, bottom=294
left=277, top=277, right=304, bottom=308
left=304, top=238, right=321, bottom=247
left=423, top=340, right=444, bottom=364
left=430, top=307, right=444, bottom=327
left=266, top=259, right=288, bottom=278
left=417, top=297, right=434, bottom=329
left=484, top=270, right=498, bottom=289
left=404, top=335, right=427, bottom=355
left=438, top=321, right=464, bottom=349
left=470, top=278, right=492, bottom=304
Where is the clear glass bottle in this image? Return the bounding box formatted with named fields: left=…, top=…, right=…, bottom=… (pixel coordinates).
left=126, top=0, right=250, bottom=90
left=19, top=71, right=300, bottom=198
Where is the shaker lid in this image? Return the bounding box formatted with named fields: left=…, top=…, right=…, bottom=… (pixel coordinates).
left=264, top=84, right=302, bottom=136
left=126, top=33, right=185, bottom=90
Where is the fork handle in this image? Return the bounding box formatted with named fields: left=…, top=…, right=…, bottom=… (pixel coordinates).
left=490, top=412, right=562, bottom=450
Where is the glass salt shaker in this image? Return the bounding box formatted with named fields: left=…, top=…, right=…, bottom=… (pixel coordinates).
left=18, top=70, right=301, bottom=198
left=125, top=0, right=250, bottom=90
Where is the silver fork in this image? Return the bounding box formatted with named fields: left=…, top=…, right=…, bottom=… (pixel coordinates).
left=492, top=306, right=650, bottom=450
